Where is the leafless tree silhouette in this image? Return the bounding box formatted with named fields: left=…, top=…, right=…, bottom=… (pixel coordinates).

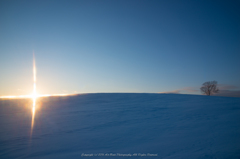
left=200, top=81, right=219, bottom=96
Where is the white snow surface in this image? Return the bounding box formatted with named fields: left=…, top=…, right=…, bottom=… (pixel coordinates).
left=0, top=93, right=240, bottom=159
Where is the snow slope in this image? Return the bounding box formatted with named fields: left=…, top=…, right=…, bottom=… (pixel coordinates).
left=0, top=93, right=240, bottom=159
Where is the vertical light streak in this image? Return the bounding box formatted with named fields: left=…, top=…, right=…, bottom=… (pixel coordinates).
left=31, top=106, right=36, bottom=134
left=33, top=53, right=37, bottom=100
left=31, top=53, right=37, bottom=136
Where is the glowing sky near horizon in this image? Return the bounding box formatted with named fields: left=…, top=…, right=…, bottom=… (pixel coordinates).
left=0, top=0, right=240, bottom=97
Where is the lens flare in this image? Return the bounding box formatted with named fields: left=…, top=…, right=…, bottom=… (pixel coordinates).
left=33, top=53, right=37, bottom=99
left=31, top=105, right=36, bottom=135
left=0, top=53, right=79, bottom=138
left=31, top=53, right=37, bottom=136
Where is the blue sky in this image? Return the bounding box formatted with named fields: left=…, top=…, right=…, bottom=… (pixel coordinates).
left=0, top=0, right=240, bottom=96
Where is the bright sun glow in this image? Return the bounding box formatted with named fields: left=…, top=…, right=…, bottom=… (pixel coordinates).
left=0, top=53, right=78, bottom=137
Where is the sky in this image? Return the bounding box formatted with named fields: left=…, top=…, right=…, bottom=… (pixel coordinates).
left=0, top=0, right=240, bottom=97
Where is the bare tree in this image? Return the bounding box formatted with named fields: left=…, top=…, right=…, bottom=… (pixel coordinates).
left=200, top=81, right=219, bottom=96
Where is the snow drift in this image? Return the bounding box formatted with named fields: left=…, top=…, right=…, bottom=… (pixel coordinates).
left=0, top=93, right=240, bottom=158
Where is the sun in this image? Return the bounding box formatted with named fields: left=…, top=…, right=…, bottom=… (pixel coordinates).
left=31, top=92, right=38, bottom=107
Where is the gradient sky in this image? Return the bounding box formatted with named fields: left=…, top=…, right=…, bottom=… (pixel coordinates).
left=1, top=0, right=240, bottom=96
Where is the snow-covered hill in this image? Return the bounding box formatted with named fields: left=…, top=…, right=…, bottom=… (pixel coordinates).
left=1, top=93, right=240, bottom=158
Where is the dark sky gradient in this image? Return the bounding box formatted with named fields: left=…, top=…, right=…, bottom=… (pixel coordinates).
left=0, top=0, right=239, bottom=96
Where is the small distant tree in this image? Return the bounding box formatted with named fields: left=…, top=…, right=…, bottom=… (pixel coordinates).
left=200, top=81, right=219, bottom=96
